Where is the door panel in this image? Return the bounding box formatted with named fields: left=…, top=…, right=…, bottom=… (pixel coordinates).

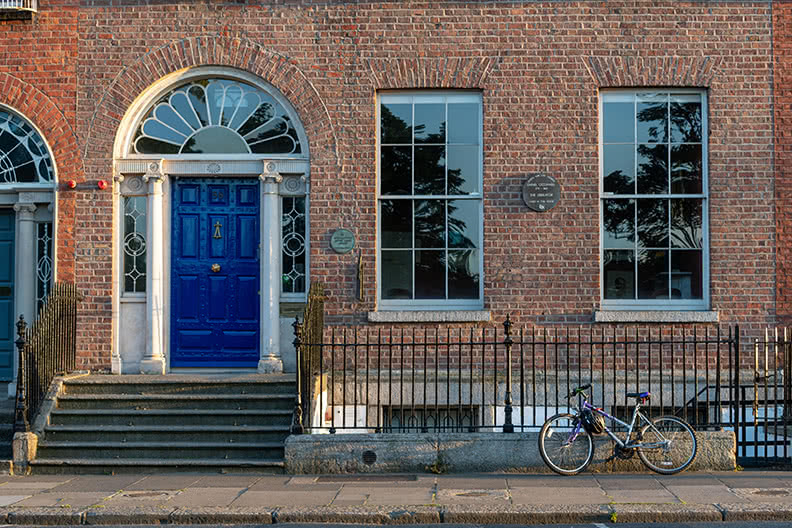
left=0, top=210, right=14, bottom=380
left=171, top=178, right=260, bottom=368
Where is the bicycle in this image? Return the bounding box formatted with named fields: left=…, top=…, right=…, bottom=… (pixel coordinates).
left=538, top=384, right=697, bottom=475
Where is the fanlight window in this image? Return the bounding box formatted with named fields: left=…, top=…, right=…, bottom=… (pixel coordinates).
left=132, top=78, right=302, bottom=155
left=0, top=110, right=54, bottom=184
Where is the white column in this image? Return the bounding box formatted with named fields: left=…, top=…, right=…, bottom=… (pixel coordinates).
left=110, top=169, right=124, bottom=374
left=12, top=202, right=37, bottom=397
left=258, top=163, right=283, bottom=373
left=140, top=162, right=166, bottom=374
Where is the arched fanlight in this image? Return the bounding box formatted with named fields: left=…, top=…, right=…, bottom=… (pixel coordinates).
left=131, top=78, right=302, bottom=155
left=0, top=109, right=54, bottom=184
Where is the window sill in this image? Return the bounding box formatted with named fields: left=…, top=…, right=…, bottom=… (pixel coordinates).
left=368, top=310, right=491, bottom=323
left=594, top=310, right=719, bottom=324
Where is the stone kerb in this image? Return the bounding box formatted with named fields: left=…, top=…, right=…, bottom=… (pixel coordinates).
left=285, top=430, right=735, bottom=474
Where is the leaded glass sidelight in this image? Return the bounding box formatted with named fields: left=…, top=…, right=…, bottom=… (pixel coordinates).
left=131, top=78, right=302, bottom=155
left=378, top=92, right=483, bottom=308
left=37, top=222, right=52, bottom=309
left=0, top=110, right=54, bottom=184
left=601, top=91, right=707, bottom=308
left=123, top=196, right=147, bottom=293
left=282, top=196, right=306, bottom=295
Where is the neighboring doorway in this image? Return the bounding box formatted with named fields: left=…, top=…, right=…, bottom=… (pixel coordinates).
left=170, top=177, right=260, bottom=368
left=0, top=210, right=14, bottom=380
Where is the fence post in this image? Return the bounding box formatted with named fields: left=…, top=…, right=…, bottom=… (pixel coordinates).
left=503, top=315, right=514, bottom=433
left=13, top=316, right=29, bottom=434
left=291, top=316, right=304, bottom=435
left=733, top=325, right=741, bottom=461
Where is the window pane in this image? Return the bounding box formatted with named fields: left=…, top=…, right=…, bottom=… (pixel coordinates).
left=448, top=200, right=479, bottom=249
left=604, top=250, right=634, bottom=299
left=603, top=102, right=634, bottom=143
left=671, top=250, right=703, bottom=299
left=603, top=199, right=634, bottom=249
left=671, top=94, right=702, bottom=143
left=671, top=199, right=703, bottom=249
left=382, top=250, right=412, bottom=299
left=123, top=196, right=147, bottom=293
left=381, top=146, right=412, bottom=195
left=282, top=197, right=306, bottom=294
left=449, top=250, right=479, bottom=299
left=381, top=103, right=412, bottom=143
left=415, top=199, right=445, bottom=248
left=414, top=103, right=445, bottom=143
left=637, top=144, right=668, bottom=194
left=638, top=249, right=669, bottom=299
left=448, top=103, right=479, bottom=144
left=414, top=146, right=445, bottom=195
left=671, top=144, right=702, bottom=194
left=603, top=144, right=634, bottom=194
left=637, top=95, right=668, bottom=143
left=637, top=199, right=668, bottom=248
left=415, top=250, right=445, bottom=299
left=447, top=145, right=479, bottom=195
left=381, top=199, right=412, bottom=248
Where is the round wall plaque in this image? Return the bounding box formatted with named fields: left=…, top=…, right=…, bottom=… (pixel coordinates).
left=522, top=173, right=560, bottom=212
left=330, top=229, right=355, bottom=254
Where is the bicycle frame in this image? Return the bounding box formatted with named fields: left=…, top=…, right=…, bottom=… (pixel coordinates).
left=566, top=395, right=669, bottom=451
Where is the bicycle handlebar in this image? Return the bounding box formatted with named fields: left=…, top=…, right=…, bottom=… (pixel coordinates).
left=567, top=384, right=591, bottom=398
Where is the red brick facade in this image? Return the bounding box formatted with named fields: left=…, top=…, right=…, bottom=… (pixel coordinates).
left=1, top=1, right=782, bottom=370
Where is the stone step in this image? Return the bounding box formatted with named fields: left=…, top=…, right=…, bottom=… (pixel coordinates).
left=42, top=425, right=290, bottom=444
left=36, top=441, right=284, bottom=460
left=62, top=374, right=296, bottom=396
left=56, top=393, right=294, bottom=410
left=29, top=457, right=285, bottom=474
left=49, top=408, right=293, bottom=427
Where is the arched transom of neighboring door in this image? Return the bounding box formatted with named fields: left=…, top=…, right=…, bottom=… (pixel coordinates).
left=113, top=69, right=310, bottom=375
left=0, top=106, right=56, bottom=393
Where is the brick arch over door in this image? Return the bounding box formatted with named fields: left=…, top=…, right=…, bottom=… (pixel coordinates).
left=0, top=73, right=80, bottom=282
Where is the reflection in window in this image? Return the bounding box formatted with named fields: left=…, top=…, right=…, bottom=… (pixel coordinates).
left=123, top=196, right=147, bottom=293
left=601, top=92, right=706, bottom=305
left=282, top=197, right=306, bottom=295
left=0, top=110, right=54, bottom=183
left=379, top=93, right=482, bottom=305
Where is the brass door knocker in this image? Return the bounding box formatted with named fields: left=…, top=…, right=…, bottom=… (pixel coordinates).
left=213, top=220, right=222, bottom=239
left=211, top=263, right=221, bottom=273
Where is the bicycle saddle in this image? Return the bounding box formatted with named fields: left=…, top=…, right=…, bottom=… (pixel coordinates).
left=626, top=391, right=650, bottom=399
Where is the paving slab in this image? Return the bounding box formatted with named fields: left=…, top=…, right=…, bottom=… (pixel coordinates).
left=231, top=489, right=339, bottom=507
left=510, top=486, right=608, bottom=505
left=0, top=495, right=29, bottom=506
left=506, top=475, right=600, bottom=487
left=441, top=503, right=611, bottom=524
left=733, top=487, right=792, bottom=503
left=330, top=488, right=369, bottom=506
left=190, top=475, right=261, bottom=488
left=7, top=507, right=84, bottom=525
left=435, top=489, right=510, bottom=505
left=435, top=477, right=508, bottom=489
left=719, top=502, right=792, bottom=521
left=594, top=475, right=666, bottom=489
left=123, top=475, right=203, bottom=491
left=47, top=476, right=144, bottom=493
left=14, top=492, right=109, bottom=508
left=364, top=488, right=436, bottom=506
left=167, top=487, right=247, bottom=508
left=666, top=484, right=748, bottom=504
left=241, top=476, right=291, bottom=491
left=170, top=506, right=273, bottom=524
left=316, top=475, right=433, bottom=487
left=0, top=481, right=65, bottom=491
left=84, top=506, right=173, bottom=525
left=610, top=503, right=723, bottom=523
left=657, top=475, right=725, bottom=486
left=717, top=476, right=788, bottom=488
left=606, top=488, right=680, bottom=504
left=102, top=490, right=179, bottom=507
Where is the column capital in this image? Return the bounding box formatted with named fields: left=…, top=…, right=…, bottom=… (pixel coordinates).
left=12, top=203, right=36, bottom=218
left=259, top=161, right=283, bottom=185
left=142, top=160, right=165, bottom=183
left=113, top=161, right=124, bottom=184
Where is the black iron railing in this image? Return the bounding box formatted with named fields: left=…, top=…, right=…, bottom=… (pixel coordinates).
left=294, top=318, right=740, bottom=435
left=14, top=282, right=81, bottom=433
left=292, top=282, right=325, bottom=434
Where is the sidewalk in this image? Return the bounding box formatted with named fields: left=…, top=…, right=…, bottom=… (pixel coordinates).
left=0, top=470, right=789, bottom=524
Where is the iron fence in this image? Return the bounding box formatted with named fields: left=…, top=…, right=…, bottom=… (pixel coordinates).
left=294, top=317, right=740, bottom=435
left=14, top=282, right=81, bottom=433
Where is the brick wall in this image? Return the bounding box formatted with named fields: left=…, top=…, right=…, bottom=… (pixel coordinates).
left=776, top=1, right=792, bottom=324
left=21, top=0, right=774, bottom=368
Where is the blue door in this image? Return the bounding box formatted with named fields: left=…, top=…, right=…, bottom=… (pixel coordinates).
left=171, top=178, right=260, bottom=368
left=0, top=210, right=14, bottom=380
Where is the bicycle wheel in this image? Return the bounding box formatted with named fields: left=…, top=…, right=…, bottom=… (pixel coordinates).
left=637, top=416, right=697, bottom=474
left=538, top=413, right=594, bottom=475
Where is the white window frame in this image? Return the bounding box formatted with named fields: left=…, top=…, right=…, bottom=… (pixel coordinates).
left=599, top=89, right=709, bottom=311
left=377, top=91, right=484, bottom=311
left=280, top=193, right=309, bottom=302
